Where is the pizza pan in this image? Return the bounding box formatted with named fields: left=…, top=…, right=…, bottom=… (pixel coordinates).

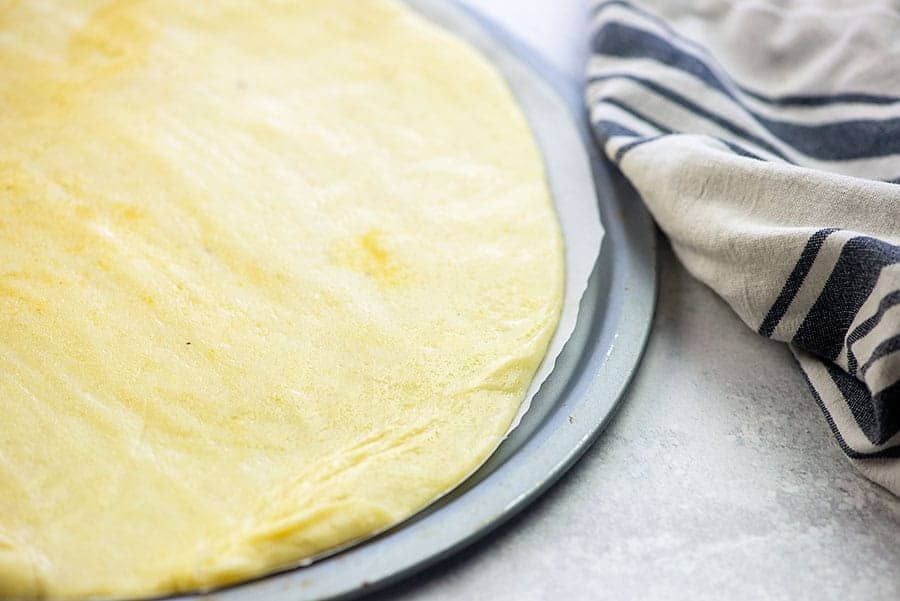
left=171, top=2, right=657, bottom=600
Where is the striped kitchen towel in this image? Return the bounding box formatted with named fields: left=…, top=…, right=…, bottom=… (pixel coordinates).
left=585, top=0, right=900, bottom=494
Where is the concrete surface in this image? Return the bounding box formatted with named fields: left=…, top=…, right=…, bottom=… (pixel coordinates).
left=367, top=2, right=900, bottom=598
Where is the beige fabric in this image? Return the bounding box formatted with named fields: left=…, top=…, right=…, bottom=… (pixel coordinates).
left=587, top=0, right=900, bottom=495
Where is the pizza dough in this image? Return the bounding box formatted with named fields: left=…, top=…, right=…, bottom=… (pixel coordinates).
left=0, top=1, right=564, bottom=598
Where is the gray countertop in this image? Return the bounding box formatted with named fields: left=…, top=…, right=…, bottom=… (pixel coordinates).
left=369, top=2, right=900, bottom=599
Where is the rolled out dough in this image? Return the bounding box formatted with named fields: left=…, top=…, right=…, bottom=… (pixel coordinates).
left=0, top=1, right=564, bottom=598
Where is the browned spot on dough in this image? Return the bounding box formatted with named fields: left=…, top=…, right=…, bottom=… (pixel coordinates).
left=67, top=0, right=152, bottom=69
left=331, top=229, right=405, bottom=289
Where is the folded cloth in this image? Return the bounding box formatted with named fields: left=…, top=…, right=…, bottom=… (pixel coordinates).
left=585, top=0, right=900, bottom=494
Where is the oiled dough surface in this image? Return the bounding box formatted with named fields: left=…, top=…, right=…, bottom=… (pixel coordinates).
left=0, top=1, right=563, bottom=598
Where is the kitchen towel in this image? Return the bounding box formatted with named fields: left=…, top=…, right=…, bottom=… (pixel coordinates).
left=585, top=0, right=900, bottom=494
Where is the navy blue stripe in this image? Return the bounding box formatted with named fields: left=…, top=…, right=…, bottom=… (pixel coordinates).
left=593, top=98, right=763, bottom=161
left=794, top=236, right=900, bottom=361
left=588, top=117, right=659, bottom=163
left=847, top=291, right=900, bottom=376
left=613, top=132, right=763, bottom=163
left=718, top=140, right=764, bottom=160
left=758, top=229, right=838, bottom=338
left=873, top=380, right=900, bottom=443
left=826, top=361, right=900, bottom=446
left=588, top=73, right=792, bottom=161
left=596, top=97, right=673, bottom=134
left=590, top=1, right=900, bottom=107
left=591, top=119, right=641, bottom=141
left=591, top=22, right=900, bottom=161
left=740, top=88, right=900, bottom=109
left=799, top=359, right=900, bottom=458
left=826, top=362, right=880, bottom=444
left=592, top=22, right=745, bottom=111
left=859, top=335, right=900, bottom=378
left=592, top=1, right=705, bottom=52
left=614, top=135, right=663, bottom=163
